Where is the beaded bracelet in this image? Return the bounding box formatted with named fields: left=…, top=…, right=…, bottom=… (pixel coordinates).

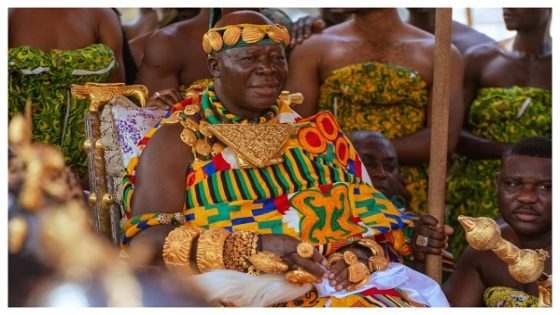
left=223, top=230, right=259, bottom=272
left=121, top=211, right=186, bottom=248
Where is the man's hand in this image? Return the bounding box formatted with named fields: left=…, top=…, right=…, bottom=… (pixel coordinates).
left=327, top=246, right=370, bottom=291
left=261, top=234, right=327, bottom=279
left=411, top=215, right=454, bottom=262
left=146, top=88, right=182, bottom=108
left=290, top=15, right=326, bottom=48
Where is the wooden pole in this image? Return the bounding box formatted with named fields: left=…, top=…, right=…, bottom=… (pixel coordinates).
left=426, top=8, right=453, bottom=284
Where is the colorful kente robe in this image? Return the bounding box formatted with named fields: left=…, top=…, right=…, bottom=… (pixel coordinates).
left=318, top=62, right=429, bottom=214
left=8, top=44, right=116, bottom=176
left=120, top=88, right=448, bottom=307
left=447, top=86, right=551, bottom=256
left=484, top=287, right=539, bottom=307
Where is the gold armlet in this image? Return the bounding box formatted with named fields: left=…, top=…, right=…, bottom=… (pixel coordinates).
left=162, top=225, right=205, bottom=274
left=357, top=238, right=389, bottom=272
left=223, top=230, right=259, bottom=272
left=196, top=228, right=231, bottom=273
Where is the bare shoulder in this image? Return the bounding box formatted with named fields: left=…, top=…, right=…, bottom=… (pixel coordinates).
left=464, top=42, right=501, bottom=64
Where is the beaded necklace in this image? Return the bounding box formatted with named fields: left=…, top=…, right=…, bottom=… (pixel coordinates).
left=202, top=82, right=279, bottom=124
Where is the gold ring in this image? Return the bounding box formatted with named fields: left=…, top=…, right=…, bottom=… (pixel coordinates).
left=416, top=235, right=429, bottom=247
left=327, top=252, right=343, bottom=267
left=296, top=241, right=314, bottom=258
left=154, top=92, right=161, bottom=99
left=347, top=261, right=369, bottom=283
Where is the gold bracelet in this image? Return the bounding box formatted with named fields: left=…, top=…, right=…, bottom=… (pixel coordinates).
left=162, top=225, right=205, bottom=274
left=196, top=228, right=231, bottom=273
left=223, top=230, right=259, bottom=272
left=357, top=238, right=389, bottom=272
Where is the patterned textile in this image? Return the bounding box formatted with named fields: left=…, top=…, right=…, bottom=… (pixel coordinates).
left=8, top=44, right=116, bottom=177
left=484, top=286, right=538, bottom=307
left=318, top=62, right=429, bottom=214
left=121, top=87, right=427, bottom=307
left=447, top=87, right=551, bottom=256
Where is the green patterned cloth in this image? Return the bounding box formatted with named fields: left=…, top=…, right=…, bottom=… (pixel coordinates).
left=447, top=86, right=552, bottom=256
left=9, top=43, right=116, bottom=177
left=484, top=286, right=538, bottom=307
left=318, top=62, right=429, bottom=214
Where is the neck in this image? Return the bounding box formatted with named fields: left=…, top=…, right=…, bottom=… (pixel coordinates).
left=513, top=25, right=552, bottom=58
left=352, top=9, right=404, bottom=36
left=516, top=230, right=551, bottom=251
left=407, top=11, right=436, bottom=34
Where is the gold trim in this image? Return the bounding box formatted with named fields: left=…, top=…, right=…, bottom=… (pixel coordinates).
left=163, top=225, right=205, bottom=274
left=196, top=228, right=231, bottom=273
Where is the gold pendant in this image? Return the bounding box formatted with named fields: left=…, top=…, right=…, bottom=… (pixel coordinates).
left=194, top=139, right=212, bottom=156
left=183, top=104, right=201, bottom=116
left=208, top=123, right=294, bottom=168
left=180, top=128, right=196, bottom=146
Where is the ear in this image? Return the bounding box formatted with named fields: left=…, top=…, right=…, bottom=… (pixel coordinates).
left=208, top=55, right=221, bottom=78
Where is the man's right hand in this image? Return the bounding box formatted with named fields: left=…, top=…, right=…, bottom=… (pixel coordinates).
left=411, top=215, right=454, bottom=262
left=260, top=234, right=327, bottom=279
left=146, top=88, right=183, bottom=108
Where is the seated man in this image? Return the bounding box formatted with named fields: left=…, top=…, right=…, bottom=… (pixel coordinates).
left=442, top=137, right=551, bottom=306
left=121, top=10, right=447, bottom=307
left=349, top=130, right=454, bottom=276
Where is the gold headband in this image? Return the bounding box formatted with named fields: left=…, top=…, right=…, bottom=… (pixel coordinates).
left=202, top=23, right=290, bottom=54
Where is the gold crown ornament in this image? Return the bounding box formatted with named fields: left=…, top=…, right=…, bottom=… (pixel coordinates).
left=202, top=23, right=290, bottom=55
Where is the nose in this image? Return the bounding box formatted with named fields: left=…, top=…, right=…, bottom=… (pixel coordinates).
left=256, top=57, right=274, bottom=75
left=517, top=186, right=538, bottom=204
left=370, top=163, right=389, bottom=179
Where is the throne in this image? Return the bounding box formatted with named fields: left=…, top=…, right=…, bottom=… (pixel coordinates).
left=71, top=83, right=168, bottom=244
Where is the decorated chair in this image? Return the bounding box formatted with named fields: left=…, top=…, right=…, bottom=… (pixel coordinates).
left=71, top=83, right=168, bottom=244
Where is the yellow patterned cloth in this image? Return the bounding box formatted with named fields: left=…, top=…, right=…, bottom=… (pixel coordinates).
left=447, top=86, right=552, bottom=256
left=484, top=286, right=538, bottom=307
left=318, top=62, right=429, bottom=213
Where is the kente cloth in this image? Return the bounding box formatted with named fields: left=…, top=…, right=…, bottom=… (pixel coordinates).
left=8, top=44, right=116, bottom=177
left=483, top=286, right=538, bottom=307
left=318, top=62, right=429, bottom=214
left=446, top=86, right=551, bottom=257
left=120, top=88, right=437, bottom=307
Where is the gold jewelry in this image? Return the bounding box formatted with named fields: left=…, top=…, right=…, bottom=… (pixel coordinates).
left=343, top=250, right=358, bottom=266
left=347, top=274, right=370, bottom=291
left=162, top=225, right=204, bottom=274
left=415, top=235, right=429, bottom=247
left=285, top=269, right=317, bottom=284
left=357, top=238, right=389, bottom=272
left=296, top=241, right=314, bottom=258
left=202, top=23, right=290, bottom=55
left=246, top=251, right=289, bottom=274
left=347, top=261, right=370, bottom=283
left=327, top=252, right=343, bottom=267
left=223, top=230, right=259, bottom=272
left=208, top=123, right=295, bottom=168
left=196, top=228, right=231, bottom=273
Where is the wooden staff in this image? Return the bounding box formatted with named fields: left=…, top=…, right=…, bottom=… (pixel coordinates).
left=426, top=8, right=453, bottom=284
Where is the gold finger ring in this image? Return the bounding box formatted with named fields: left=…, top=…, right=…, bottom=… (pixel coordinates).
left=327, top=252, right=343, bottom=267
left=296, top=241, right=314, bottom=258
left=416, top=235, right=429, bottom=247
left=154, top=92, right=161, bottom=99
left=347, top=261, right=369, bottom=283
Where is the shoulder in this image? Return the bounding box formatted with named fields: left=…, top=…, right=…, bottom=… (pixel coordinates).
left=464, top=42, right=502, bottom=63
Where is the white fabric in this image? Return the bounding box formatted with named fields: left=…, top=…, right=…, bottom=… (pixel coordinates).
left=314, top=262, right=450, bottom=307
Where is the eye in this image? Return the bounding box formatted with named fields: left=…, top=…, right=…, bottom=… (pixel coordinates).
left=538, top=183, right=552, bottom=192
left=272, top=54, right=286, bottom=62
left=383, top=161, right=397, bottom=173
left=503, top=180, right=521, bottom=189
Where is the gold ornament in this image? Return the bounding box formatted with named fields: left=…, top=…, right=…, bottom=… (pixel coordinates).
left=296, top=241, right=314, bottom=259
left=208, top=123, right=295, bottom=168
left=162, top=225, right=204, bottom=274
left=241, top=25, right=265, bottom=43
left=196, top=228, right=231, bottom=273
left=246, top=251, right=289, bottom=274
left=71, top=82, right=148, bottom=112
left=347, top=262, right=370, bottom=283
left=285, top=269, right=317, bottom=284
left=343, top=250, right=358, bottom=266
left=9, top=217, right=28, bottom=254
left=222, top=26, right=242, bottom=45
left=194, top=139, right=212, bottom=156
left=207, top=30, right=223, bottom=51
left=459, top=215, right=550, bottom=284
left=211, top=143, right=226, bottom=156
left=202, top=33, right=212, bottom=54
left=537, top=274, right=551, bottom=307
left=347, top=274, right=370, bottom=291
left=180, top=128, right=196, bottom=146
left=198, top=120, right=212, bottom=137
left=183, top=104, right=201, bottom=116
left=327, top=252, right=343, bottom=267
left=368, top=255, right=389, bottom=272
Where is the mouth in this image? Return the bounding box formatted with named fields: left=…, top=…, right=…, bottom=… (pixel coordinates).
left=249, top=84, right=279, bottom=96
left=513, top=208, right=540, bottom=222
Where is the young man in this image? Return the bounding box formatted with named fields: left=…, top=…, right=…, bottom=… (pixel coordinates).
left=122, top=10, right=447, bottom=307
left=444, top=137, right=551, bottom=306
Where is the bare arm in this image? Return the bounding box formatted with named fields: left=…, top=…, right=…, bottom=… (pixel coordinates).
left=443, top=246, right=487, bottom=306
left=285, top=37, right=322, bottom=118
left=98, top=9, right=125, bottom=83
left=135, top=31, right=182, bottom=95
left=128, top=124, right=193, bottom=258
left=457, top=46, right=512, bottom=159
left=392, top=45, right=464, bottom=165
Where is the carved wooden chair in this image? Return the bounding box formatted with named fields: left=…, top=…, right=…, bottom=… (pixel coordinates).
left=71, top=83, right=168, bottom=244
